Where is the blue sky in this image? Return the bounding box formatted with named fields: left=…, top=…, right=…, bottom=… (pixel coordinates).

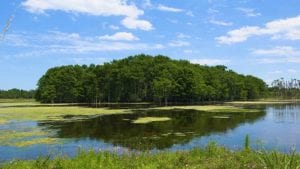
left=1, top=0, right=300, bottom=90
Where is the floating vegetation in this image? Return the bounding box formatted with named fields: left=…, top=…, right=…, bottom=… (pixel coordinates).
left=0, top=105, right=132, bottom=125
left=0, top=118, right=7, bottom=124
left=152, top=105, right=259, bottom=113
left=161, top=133, right=172, bottom=137
left=8, top=138, right=57, bottom=147
left=0, top=128, right=58, bottom=147
left=174, top=132, right=186, bottom=137
left=122, top=118, right=131, bottom=121
left=212, top=116, right=231, bottom=119
left=132, top=117, right=171, bottom=124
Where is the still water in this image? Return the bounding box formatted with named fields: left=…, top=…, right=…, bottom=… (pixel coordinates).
left=1, top=104, right=300, bottom=162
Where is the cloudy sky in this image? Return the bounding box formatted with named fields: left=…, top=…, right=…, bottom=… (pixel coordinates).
left=1, top=0, right=300, bottom=89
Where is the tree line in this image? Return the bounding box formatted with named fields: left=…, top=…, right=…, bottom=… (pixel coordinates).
left=35, top=54, right=267, bottom=104
left=0, top=88, right=35, bottom=99
left=269, top=78, right=300, bottom=99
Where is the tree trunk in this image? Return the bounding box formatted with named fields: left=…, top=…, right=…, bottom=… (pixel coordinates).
left=164, top=97, right=168, bottom=106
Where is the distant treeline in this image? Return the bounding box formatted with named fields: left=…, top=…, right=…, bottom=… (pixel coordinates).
left=269, top=78, right=300, bottom=99
left=35, top=55, right=267, bottom=104
left=0, top=88, right=35, bottom=99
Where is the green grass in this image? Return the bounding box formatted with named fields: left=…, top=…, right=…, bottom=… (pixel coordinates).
left=3, top=143, right=300, bottom=169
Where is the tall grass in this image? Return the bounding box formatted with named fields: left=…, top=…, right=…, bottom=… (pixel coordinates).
left=3, top=143, right=300, bottom=169
left=244, top=134, right=250, bottom=150
left=258, top=149, right=300, bottom=169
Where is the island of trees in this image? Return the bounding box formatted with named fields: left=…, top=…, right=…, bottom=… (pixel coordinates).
left=33, top=54, right=267, bottom=104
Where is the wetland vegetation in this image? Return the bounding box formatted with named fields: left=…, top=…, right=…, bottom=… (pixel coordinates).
left=3, top=143, right=300, bottom=169
left=1, top=56, right=300, bottom=168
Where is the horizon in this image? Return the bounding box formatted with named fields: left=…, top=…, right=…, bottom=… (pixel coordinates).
left=1, top=0, right=300, bottom=90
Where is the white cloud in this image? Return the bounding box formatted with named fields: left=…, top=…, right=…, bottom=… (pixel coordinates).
left=168, top=40, right=190, bottom=47
left=177, top=33, right=191, bottom=39
left=207, top=8, right=219, bottom=14
left=73, top=57, right=107, bottom=64
left=157, top=4, right=183, bottom=12
left=121, top=17, right=153, bottom=31
left=22, top=0, right=153, bottom=31
left=143, top=0, right=152, bottom=8
left=183, top=49, right=199, bottom=54
left=268, top=69, right=298, bottom=75
left=189, top=59, right=230, bottom=66
left=2, top=31, right=164, bottom=55
left=253, top=46, right=299, bottom=56
left=216, top=15, right=300, bottom=44
left=109, top=25, right=119, bottom=30
left=184, top=50, right=193, bottom=54
left=268, top=70, right=283, bottom=75
left=209, top=19, right=233, bottom=26
left=98, top=32, right=139, bottom=41
left=237, top=8, right=261, bottom=17
left=252, top=46, right=300, bottom=63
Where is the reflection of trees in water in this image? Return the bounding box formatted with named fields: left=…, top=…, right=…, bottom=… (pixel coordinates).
left=269, top=104, right=300, bottom=123
left=39, top=109, right=265, bottom=150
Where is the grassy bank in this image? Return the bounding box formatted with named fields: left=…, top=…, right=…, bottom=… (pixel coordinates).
left=227, top=98, right=300, bottom=105
left=3, top=143, right=300, bottom=169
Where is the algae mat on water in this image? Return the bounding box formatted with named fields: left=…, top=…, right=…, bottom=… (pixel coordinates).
left=0, top=130, right=58, bottom=147
left=151, top=105, right=259, bottom=113
left=132, top=117, right=171, bottom=124
left=0, top=105, right=132, bottom=124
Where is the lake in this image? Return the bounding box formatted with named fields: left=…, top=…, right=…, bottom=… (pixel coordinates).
left=1, top=104, right=300, bottom=162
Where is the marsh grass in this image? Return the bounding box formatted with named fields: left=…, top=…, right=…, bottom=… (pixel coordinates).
left=258, top=149, right=300, bottom=169
left=3, top=143, right=300, bottom=169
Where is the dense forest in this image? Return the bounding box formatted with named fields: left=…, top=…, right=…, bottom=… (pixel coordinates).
left=269, top=78, right=300, bottom=99
left=35, top=55, right=267, bottom=104
left=0, top=88, right=35, bottom=99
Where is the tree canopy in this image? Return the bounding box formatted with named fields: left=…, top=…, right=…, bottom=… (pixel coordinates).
left=0, top=89, right=35, bottom=99
left=35, top=54, right=267, bottom=104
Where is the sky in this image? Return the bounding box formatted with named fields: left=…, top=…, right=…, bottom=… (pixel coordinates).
left=0, top=0, right=300, bottom=90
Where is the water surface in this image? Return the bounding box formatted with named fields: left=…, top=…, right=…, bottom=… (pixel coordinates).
left=1, top=104, right=300, bottom=162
